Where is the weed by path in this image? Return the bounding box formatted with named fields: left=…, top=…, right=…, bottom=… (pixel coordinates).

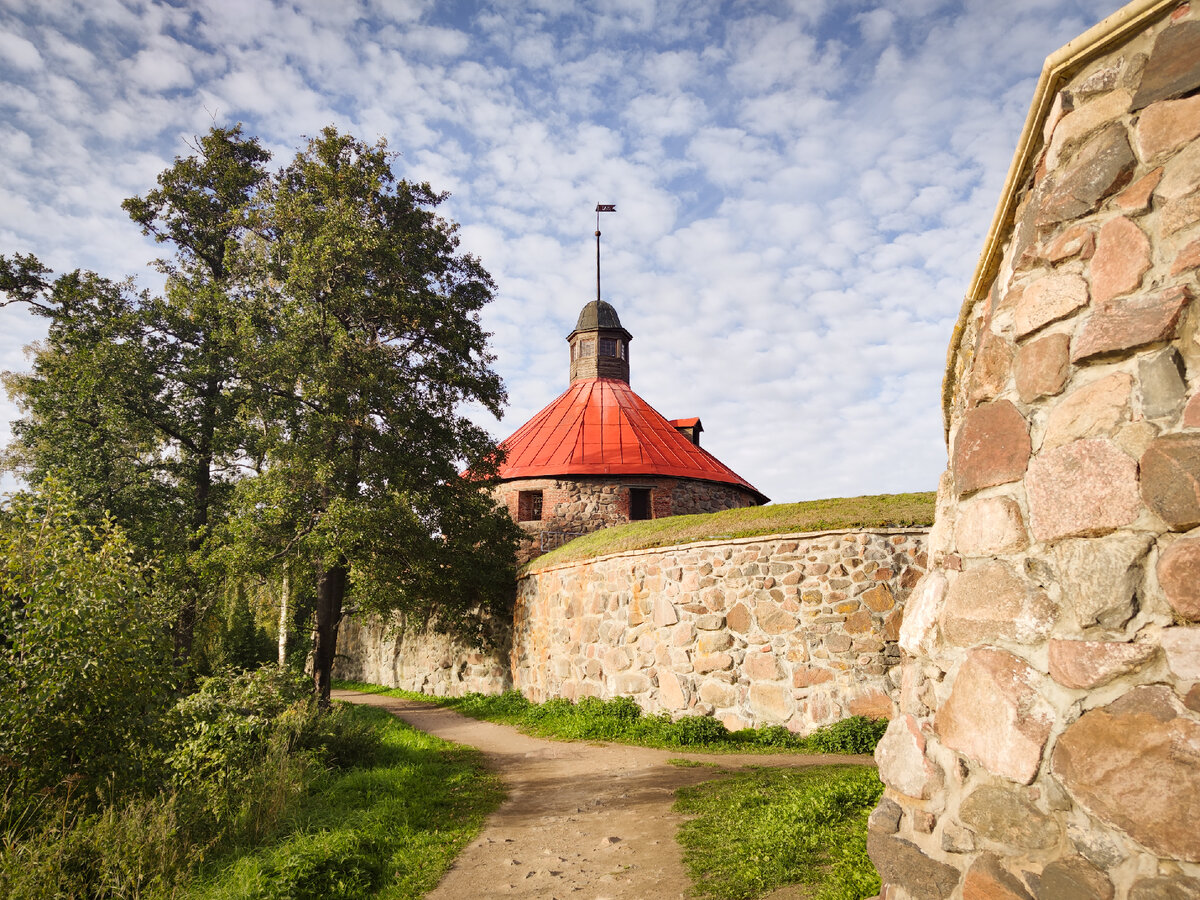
left=674, top=764, right=883, bottom=900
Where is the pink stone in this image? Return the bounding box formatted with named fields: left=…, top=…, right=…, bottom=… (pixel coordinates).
left=749, top=682, right=793, bottom=723
left=1140, top=433, right=1200, bottom=529
left=848, top=690, right=892, bottom=719
left=1072, top=286, right=1191, bottom=362
left=694, top=652, right=733, bottom=673
left=1026, top=439, right=1141, bottom=541
left=963, top=854, right=1035, bottom=900
left=940, top=561, right=1055, bottom=646
left=1014, top=273, right=1090, bottom=338
left=861, top=583, right=895, bottom=612
left=1154, top=133, right=1200, bottom=201
left=899, top=571, right=945, bottom=658
left=934, top=647, right=1054, bottom=784
left=1171, top=237, right=1200, bottom=275
left=1041, top=372, right=1132, bottom=450
left=1090, top=216, right=1150, bottom=304
left=952, top=400, right=1031, bottom=496
left=844, top=610, right=873, bottom=634
left=726, top=602, right=751, bottom=633
left=1040, top=223, right=1095, bottom=262
left=1136, top=95, right=1200, bottom=160
left=968, top=330, right=1014, bottom=404
left=658, top=670, right=688, bottom=709
left=652, top=596, right=678, bottom=626
left=1185, top=393, right=1200, bottom=428
left=1161, top=192, right=1200, bottom=234
left=1161, top=627, right=1200, bottom=681
left=1037, top=123, right=1136, bottom=225
left=1158, top=537, right=1200, bottom=620
left=1115, top=166, right=1164, bottom=214
left=875, top=714, right=943, bottom=799
left=792, top=666, right=833, bottom=688
left=1015, top=332, right=1071, bottom=402
left=1046, top=90, right=1132, bottom=172
left=755, top=602, right=797, bottom=635
left=955, top=496, right=1029, bottom=556
left=744, top=651, right=783, bottom=681
left=1053, top=686, right=1200, bottom=861
left=1048, top=639, right=1157, bottom=688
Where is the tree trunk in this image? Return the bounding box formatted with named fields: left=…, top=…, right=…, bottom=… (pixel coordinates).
left=312, top=560, right=347, bottom=706
left=277, top=566, right=290, bottom=666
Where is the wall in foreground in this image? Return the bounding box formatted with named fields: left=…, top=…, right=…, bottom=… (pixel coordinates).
left=333, top=614, right=511, bottom=696
left=868, top=5, right=1200, bottom=898
left=512, top=528, right=927, bottom=732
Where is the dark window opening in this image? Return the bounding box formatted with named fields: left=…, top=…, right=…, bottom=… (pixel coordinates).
left=518, top=490, right=543, bottom=521
left=599, top=337, right=618, bottom=357
left=578, top=339, right=595, bottom=357
left=630, top=488, right=652, bottom=521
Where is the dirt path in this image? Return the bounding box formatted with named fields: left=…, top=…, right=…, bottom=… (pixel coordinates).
left=333, top=689, right=874, bottom=900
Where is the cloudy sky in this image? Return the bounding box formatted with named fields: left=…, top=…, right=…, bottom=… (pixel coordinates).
left=0, top=0, right=1122, bottom=504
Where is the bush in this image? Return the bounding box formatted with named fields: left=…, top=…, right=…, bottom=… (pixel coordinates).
left=803, top=717, right=888, bottom=755
left=0, top=481, right=176, bottom=809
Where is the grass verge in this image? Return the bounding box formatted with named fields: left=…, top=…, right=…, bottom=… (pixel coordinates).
left=523, top=491, right=935, bottom=572
left=184, top=702, right=503, bottom=900
left=334, top=683, right=886, bottom=755
left=674, top=765, right=883, bottom=900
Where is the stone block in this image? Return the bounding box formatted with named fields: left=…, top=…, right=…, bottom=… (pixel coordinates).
left=653, top=596, right=678, bottom=626
left=825, top=633, right=852, bottom=653
left=1048, top=639, right=1157, bottom=689
left=726, top=602, right=751, bottom=633
left=1158, top=536, right=1200, bottom=620
left=934, top=648, right=1054, bottom=784
left=900, top=571, right=945, bottom=658
left=844, top=610, right=873, bottom=633
left=941, top=561, right=1054, bottom=646
left=1160, top=627, right=1200, bottom=681
left=875, top=714, right=942, bottom=799
left=1136, top=94, right=1200, bottom=160
left=862, top=583, right=895, bottom=612
left=755, top=602, right=797, bottom=635
left=793, top=666, right=833, bottom=688
left=847, top=689, right=891, bottom=719
left=1040, top=223, right=1094, bottom=262
left=749, top=682, right=793, bottom=723
left=698, top=679, right=737, bottom=708
left=1116, top=166, right=1163, bottom=214
left=1186, top=393, right=1200, bottom=428
left=1015, top=332, right=1071, bottom=402
left=959, top=785, right=1062, bottom=850
left=962, top=853, right=1032, bottom=900
left=615, top=672, right=649, bottom=694
left=1036, top=857, right=1114, bottom=900
left=658, top=670, right=688, bottom=710
left=1160, top=191, right=1200, bottom=234
left=1014, top=273, right=1090, bottom=338
left=866, top=833, right=960, bottom=900
left=604, top=647, right=631, bottom=672
left=1132, top=21, right=1200, bottom=110
left=1090, top=216, right=1150, bottom=304
left=744, top=650, right=782, bottom=681
left=698, top=631, right=733, bottom=653
left=1129, top=874, right=1200, bottom=900
left=1072, top=286, right=1191, bottom=362
left=954, top=496, right=1028, bottom=556
left=1052, top=530, right=1152, bottom=628
left=1139, top=348, right=1187, bottom=420
left=1026, top=439, right=1141, bottom=541
left=952, top=400, right=1031, bottom=496
left=868, top=796, right=901, bottom=835
left=1037, top=123, right=1136, bottom=225
left=1046, top=89, right=1132, bottom=172
left=1171, top=236, right=1200, bottom=275
left=1042, top=372, right=1132, bottom=449
left=1053, top=685, right=1200, bottom=861
left=969, top=330, right=1013, bottom=403
left=695, top=613, right=725, bottom=630
left=1140, top=433, right=1200, bottom=529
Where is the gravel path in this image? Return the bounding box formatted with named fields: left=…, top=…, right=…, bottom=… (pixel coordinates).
left=333, top=689, right=875, bottom=900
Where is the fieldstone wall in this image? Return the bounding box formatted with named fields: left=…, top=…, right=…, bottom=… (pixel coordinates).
left=512, top=528, right=928, bottom=732
left=869, top=6, right=1200, bottom=898
left=333, top=614, right=511, bottom=696
left=496, top=476, right=760, bottom=563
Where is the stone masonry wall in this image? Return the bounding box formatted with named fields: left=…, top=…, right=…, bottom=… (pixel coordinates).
left=496, top=476, right=759, bottom=563
left=868, top=7, right=1200, bottom=899
left=333, top=613, right=511, bottom=696
left=512, top=528, right=927, bottom=732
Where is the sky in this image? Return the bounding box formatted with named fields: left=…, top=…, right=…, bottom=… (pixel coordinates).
left=0, top=0, right=1124, bottom=504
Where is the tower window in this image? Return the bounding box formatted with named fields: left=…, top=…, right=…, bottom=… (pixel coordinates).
left=630, top=488, right=652, bottom=521
left=518, top=490, right=543, bottom=521
left=599, top=337, right=618, bottom=357
left=578, top=339, right=595, bottom=357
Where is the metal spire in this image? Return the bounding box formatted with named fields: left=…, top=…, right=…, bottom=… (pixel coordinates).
left=595, top=203, right=615, bottom=303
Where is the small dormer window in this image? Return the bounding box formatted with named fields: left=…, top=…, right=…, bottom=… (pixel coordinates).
left=579, top=339, right=595, bottom=358
left=599, top=337, right=617, bottom=357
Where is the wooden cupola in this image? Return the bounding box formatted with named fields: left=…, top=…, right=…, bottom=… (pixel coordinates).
left=567, top=299, right=632, bottom=384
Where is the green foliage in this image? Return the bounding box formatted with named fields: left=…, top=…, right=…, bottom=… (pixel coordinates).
left=0, top=481, right=176, bottom=805
left=213, top=584, right=275, bottom=672
left=335, top=683, right=887, bottom=755
left=674, top=765, right=883, bottom=900
left=526, top=491, right=937, bottom=571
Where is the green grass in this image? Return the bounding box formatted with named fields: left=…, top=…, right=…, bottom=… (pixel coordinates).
left=184, top=703, right=503, bottom=900
left=334, top=683, right=886, bottom=756
left=674, top=765, right=883, bottom=900
left=523, top=492, right=935, bottom=572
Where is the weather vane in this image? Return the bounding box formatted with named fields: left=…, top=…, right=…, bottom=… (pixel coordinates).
left=595, top=203, right=616, bottom=303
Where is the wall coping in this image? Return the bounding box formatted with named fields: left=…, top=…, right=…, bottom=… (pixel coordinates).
left=942, top=0, right=1175, bottom=440
left=520, top=526, right=931, bottom=577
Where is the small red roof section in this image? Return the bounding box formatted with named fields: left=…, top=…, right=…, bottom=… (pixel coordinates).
left=668, top=417, right=701, bottom=428
left=497, top=378, right=768, bottom=503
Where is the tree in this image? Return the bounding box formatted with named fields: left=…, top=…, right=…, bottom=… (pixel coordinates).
left=1, top=127, right=271, bottom=658
left=240, top=127, right=519, bottom=703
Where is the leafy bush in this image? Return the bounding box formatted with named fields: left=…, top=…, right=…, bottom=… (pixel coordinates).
left=0, top=481, right=177, bottom=807
left=802, top=716, right=888, bottom=755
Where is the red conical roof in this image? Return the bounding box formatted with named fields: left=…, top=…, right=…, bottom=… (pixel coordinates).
left=497, top=377, right=768, bottom=502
